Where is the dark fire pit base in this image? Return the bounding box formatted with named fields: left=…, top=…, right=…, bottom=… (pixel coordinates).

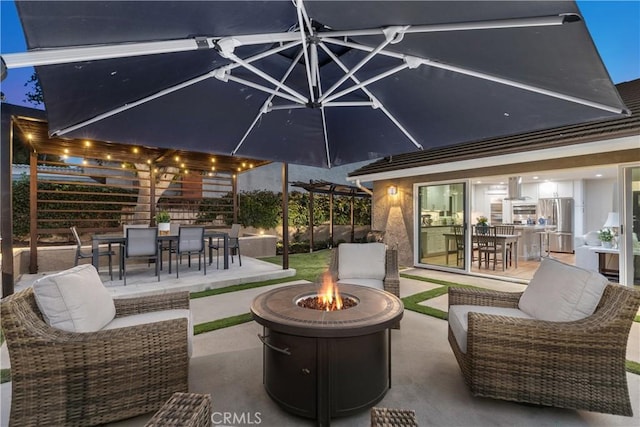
left=262, top=327, right=390, bottom=424
left=251, top=283, right=404, bottom=427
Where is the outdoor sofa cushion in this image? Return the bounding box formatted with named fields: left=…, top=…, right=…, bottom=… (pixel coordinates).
left=33, top=264, right=116, bottom=333
left=338, top=243, right=386, bottom=281
left=448, top=305, right=533, bottom=353
left=518, top=257, right=608, bottom=322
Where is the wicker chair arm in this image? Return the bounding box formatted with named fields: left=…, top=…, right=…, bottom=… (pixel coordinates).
left=383, top=249, right=400, bottom=298
left=467, top=312, right=633, bottom=366
left=114, top=291, right=190, bottom=317
left=17, top=316, right=188, bottom=347
left=448, top=287, right=522, bottom=308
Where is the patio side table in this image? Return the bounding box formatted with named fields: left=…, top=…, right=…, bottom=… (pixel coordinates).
left=370, top=407, right=418, bottom=426
left=145, top=392, right=212, bottom=427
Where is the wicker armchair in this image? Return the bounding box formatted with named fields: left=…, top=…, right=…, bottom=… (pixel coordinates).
left=1, top=288, right=190, bottom=426
left=447, top=284, right=640, bottom=416
left=328, top=244, right=400, bottom=298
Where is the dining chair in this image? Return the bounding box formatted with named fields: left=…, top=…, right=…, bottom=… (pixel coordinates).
left=494, top=224, right=515, bottom=267
left=70, top=226, right=116, bottom=280
left=452, top=225, right=465, bottom=267
left=123, top=227, right=160, bottom=285
left=175, top=226, right=206, bottom=278
left=209, top=223, right=242, bottom=268
left=474, top=225, right=500, bottom=270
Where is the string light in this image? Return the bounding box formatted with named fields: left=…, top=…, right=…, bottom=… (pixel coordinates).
left=84, top=140, right=91, bottom=147
left=132, top=147, right=139, bottom=154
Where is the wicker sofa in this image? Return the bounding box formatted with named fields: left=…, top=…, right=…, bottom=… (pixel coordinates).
left=1, top=287, right=191, bottom=426
left=448, top=275, right=640, bottom=416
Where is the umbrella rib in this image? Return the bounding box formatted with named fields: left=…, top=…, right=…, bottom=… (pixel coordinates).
left=53, top=72, right=214, bottom=137
left=322, top=37, right=626, bottom=115
left=318, top=30, right=404, bottom=103
left=319, top=42, right=423, bottom=150
left=224, top=74, right=305, bottom=104
left=224, top=52, right=308, bottom=103
left=314, top=14, right=572, bottom=41
left=1, top=15, right=574, bottom=70
left=312, top=41, right=332, bottom=169
left=52, top=40, right=304, bottom=136
left=295, top=0, right=316, bottom=102
left=322, top=63, right=410, bottom=104
left=232, top=48, right=306, bottom=156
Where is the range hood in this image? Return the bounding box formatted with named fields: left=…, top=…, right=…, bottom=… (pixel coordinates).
left=504, top=176, right=530, bottom=200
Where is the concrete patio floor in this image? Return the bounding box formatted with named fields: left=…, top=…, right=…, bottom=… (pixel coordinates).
left=1, top=263, right=638, bottom=426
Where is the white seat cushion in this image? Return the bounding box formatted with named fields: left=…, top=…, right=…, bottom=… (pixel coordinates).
left=103, top=308, right=193, bottom=357
left=33, top=264, right=116, bottom=333
left=449, top=305, right=533, bottom=353
left=337, top=278, right=384, bottom=290
left=518, top=257, right=608, bottom=322
left=338, top=243, right=386, bottom=281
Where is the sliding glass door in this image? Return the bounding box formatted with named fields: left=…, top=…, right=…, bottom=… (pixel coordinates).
left=621, top=165, right=640, bottom=285
left=416, top=182, right=466, bottom=269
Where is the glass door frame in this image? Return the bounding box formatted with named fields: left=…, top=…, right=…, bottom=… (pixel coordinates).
left=619, top=162, right=640, bottom=286
left=413, top=179, right=470, bottom=272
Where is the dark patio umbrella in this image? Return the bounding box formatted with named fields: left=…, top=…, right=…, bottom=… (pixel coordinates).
left=2, top=1, right=628, bottom=168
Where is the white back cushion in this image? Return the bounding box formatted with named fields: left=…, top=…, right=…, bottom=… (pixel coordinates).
left=33, top=264, right=116, bottom=333
left=519, top=258, right=608, bottom=322
left=338, top=243, right=386, bottom=280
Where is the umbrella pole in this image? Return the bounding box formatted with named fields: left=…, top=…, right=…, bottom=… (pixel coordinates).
left=282, top=163, right=289, bottom=270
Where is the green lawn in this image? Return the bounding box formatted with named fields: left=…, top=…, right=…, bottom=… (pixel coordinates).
left=260, top=249, right=332, bottom=282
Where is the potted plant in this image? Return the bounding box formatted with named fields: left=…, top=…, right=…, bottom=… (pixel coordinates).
left=156, top=210, right=171, bottom=235
left=598, top=228, right=614, bottom=248
left=476, top=216, right=489, bottom=232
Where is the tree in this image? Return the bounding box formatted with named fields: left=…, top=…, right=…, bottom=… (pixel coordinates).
left=24, top=72, right=43, bottom=106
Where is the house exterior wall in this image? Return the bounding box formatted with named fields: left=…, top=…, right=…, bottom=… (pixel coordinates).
left=369, top=150, right=639, bottom=268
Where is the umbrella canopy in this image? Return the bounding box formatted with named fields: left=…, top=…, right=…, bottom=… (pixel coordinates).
left=4, top=0, right=628, bottom=168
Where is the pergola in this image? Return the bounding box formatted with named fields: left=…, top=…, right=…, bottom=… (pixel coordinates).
left=0, top=105, right=290, bottom=296
left=291, top=180, right=372, bottom=249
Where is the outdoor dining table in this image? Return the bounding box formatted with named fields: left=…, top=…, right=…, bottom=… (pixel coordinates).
left=91, top=229, right=230, bottom=278
left=444, top=232, right=519, bottom=269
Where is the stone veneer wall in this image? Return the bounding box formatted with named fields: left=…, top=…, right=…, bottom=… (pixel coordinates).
left=372, top=179, right=416, bottom=268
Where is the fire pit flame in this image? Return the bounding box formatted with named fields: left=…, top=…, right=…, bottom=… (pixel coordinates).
left=297, top=274, right=358, bottom=311
left=320, top=274, right=343, bottom=311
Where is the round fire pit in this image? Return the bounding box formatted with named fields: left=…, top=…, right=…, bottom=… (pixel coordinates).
left=251, top=283, right=404, bottom=426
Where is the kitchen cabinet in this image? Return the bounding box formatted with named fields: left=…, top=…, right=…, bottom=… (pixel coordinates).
left=537, top=181, right=574, bottom=198
left=557, top=181, right=574, bottom=197
left=537, top=181, right=557, bottom=198
left=521, top=183, right=538, bottom=200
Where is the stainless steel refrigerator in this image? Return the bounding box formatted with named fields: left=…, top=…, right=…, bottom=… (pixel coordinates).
left=538, top=198, right=574, bottom=253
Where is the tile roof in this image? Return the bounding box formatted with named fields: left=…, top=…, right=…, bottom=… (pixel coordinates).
left=349, top=79, right=640, bottom=177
